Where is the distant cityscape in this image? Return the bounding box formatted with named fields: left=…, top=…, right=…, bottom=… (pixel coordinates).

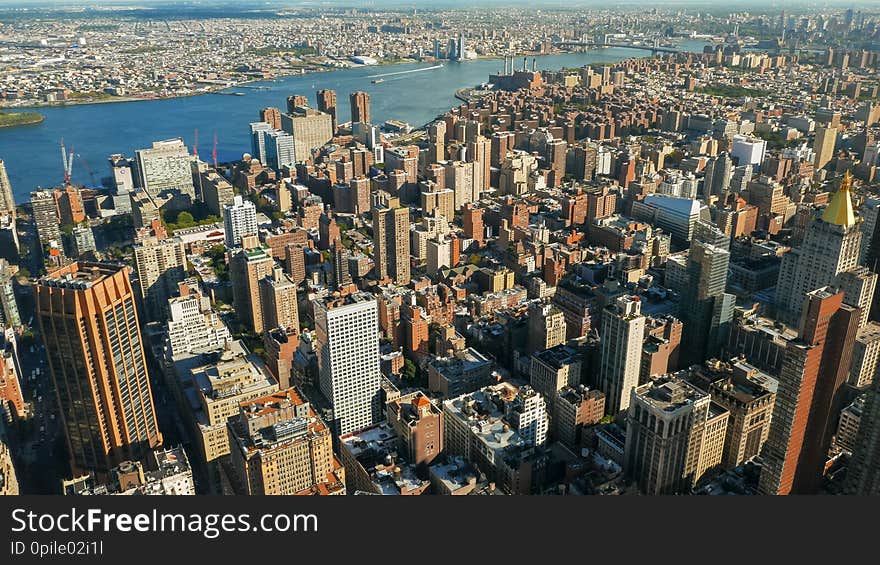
left=0, top=3, right=879, bottom=497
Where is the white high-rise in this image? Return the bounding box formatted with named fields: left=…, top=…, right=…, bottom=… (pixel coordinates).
left=314, top=292, right=382, bottom=436
left=223, top=195, right=258, bottom=248
left=134, top=139, right=195, bottom=202
left=164, top=282, right=231, bottom=359
left=599, top=295, right=646, bottom=415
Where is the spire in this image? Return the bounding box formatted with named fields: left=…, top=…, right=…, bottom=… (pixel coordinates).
left=821, top=171, right=856, bottom=228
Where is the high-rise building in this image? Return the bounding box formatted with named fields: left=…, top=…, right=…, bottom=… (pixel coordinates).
left=263, top=130, right=296, bottom=172
left=249, top=121, right=273, bottom=165
left=223, top=195, right=258, bottom=248
left=850, top=322, right=880, bottom=388
left=349, top=91, right=371, bottom=125
left=0, top=260, right=20, bottom=328
left=705, top=359, right=777, bottom=469
left=285, top=94, right=308, bottom=113
left=30, top=189, right=61, bottom=244
left=599, top=295, right=646, bottom=415
left=133, top=236, right=186, bottom=321
left=624, top=375, right=729, bottom=494
left=846, top=374, right=880, bottom=494
left=258, top=266, right=299, bottom=333
left=199, top=171, right=235, bottom=219
left=314, top=292, right=382, bottom=436
left=758, top=288, right=850, bottom=495
left=703, top=152, right=732, bottom=198
left=134, top=139, right=195, bottom=203
left=163, top=280, right=230, bottom=359
left=775, top=172, right=862, bottom=325
left=385, top=391, right=444, bottom=466
left=813, top=125, right=838, bottom=170
left=527, top=301, right=566, bottom=354
left=316, top=89, right=338, bottom=132
left=0, top=160, right=15, bottom=220
left=680, top=225, right=735, bottom=365
left=229, top=235, right=276, bottom=334
left=372, top=194, right=411, bottom=284
left=280, top=107, right=333, bottom=163
left=36, top=262, right=163, bottom=477
left=227, top=388, right=345, bottom=495
left=259, top=107, right=281, bottom=130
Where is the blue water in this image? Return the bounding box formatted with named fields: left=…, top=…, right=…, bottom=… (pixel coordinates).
left=0, top=42, right=711, bottom=203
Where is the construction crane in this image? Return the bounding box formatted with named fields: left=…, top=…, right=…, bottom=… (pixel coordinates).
left=60, top=138, right=74, bottom=186
left=76, top=154, right=96, bottom=186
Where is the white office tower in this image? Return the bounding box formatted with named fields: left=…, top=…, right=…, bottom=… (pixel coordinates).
left=599, top=295, right=646, bottom=415
left=730, top=134, right=767, bottom=170
left=314, top=292, right=382, bottom=436
left=164, top=282, right=231, bottom=359
left=134, top=139, right=196, bottom=202
left=504, top=385, right=549, bottom=447
left=223, top=195, right=258, bottom=248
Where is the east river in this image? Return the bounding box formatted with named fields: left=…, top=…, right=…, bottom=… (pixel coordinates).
left=0, top=41, right=711, bottom=202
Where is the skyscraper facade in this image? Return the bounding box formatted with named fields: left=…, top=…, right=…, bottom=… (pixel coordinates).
left=372, top=195, right=411, bottom=285
left=133, top=236, right=187, bottom=321
left=775, top=173, right=862, bottom=325
left=599, top=295, right=646, bottom=415
left=36, top=262, right=162, bottom=477
left=349, top=91, right=371, bottom=125
left=316, top=89, right=338, bottom=132
left=223, top=195, right=258, bottom=248
left=314, top=292, right=382, bottom=436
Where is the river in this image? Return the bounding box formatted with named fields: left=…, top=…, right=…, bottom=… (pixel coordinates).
left=0, top=41, right=712, bottom=203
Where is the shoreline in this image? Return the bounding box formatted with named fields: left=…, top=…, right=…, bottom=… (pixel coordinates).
left=0, top=112, right=45, bottom=129
left=0, top=48, right=641, bottom=112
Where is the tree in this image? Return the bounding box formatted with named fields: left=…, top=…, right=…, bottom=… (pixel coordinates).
left=403, top=358, right=417, bottom=381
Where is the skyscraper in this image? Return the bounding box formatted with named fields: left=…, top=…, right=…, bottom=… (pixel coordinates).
left=259, top=107, right=281, bottom=130
left=133, top=236, right=187, bottom=321
left=703, top=151, right=732, bottom=198
left=280, top=107, right=333, bottom=163
left=775, top=172, right=862, bottom=325
left=30, top=189, right=61, bottom=244
left=680, top=222, right=735, bottom=365
left=314, top=292, right=382, bottom=436
left=258, top=266, right=299, bottom=333
left=813, top=125, right=838, bottom=171
left=599, top=295, right=647, bottom=415
left=0, top=159, right=15, bottom=220
left=316, top=89, right=338, bottom=132
left=846, top=363, right=880, bottom=494
left=349, top=91, right=371, bottom=125
left=624, top=375, right=729, bottom=494
left=229, top=235, right=275, bottom=334
left=223, top=195, right=258, bottom=248
left=758, top=288, right=846, bottom=495
left=36, top=262, right=162, bottom=477
left=372, top=194, right=411, bottom=285
left=134, top=139, right=195, bottom=203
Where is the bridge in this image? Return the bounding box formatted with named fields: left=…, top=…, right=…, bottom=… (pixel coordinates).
left=553, top=41, right=680, bottom=55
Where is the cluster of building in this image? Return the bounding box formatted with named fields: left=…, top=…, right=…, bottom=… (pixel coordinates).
left=2, top=6, right=880, bottom=496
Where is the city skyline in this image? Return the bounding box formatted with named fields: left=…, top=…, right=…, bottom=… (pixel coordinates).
left=0, top=2, right=879, bottom=500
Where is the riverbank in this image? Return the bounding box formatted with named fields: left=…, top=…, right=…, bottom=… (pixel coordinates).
left=0, top=111, right=44, bottom=128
